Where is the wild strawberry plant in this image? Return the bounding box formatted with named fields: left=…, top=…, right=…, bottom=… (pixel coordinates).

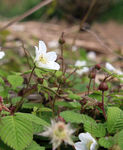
left=0, top=34, right=122, bottom=150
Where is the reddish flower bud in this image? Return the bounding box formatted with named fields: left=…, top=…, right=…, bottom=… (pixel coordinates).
left=95, top=64, right=101, bottom=70
left=37, top=78, right=43, bottom=84
left=99, top=82, right=108, bottom=91
left=59, top=38, right=65, bottom=45
left=88, top=71, right=96, bottom=79
left=59, top=32, right=65, bottom=44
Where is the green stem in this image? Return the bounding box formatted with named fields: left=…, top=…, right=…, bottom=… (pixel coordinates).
left=15, top=65, right=36, bottom=112
left=52, top=83, right=61, bottom=117
left=87, top=78, right=92, bottom=95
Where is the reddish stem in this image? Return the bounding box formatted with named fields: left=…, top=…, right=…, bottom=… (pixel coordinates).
left=102, top=91, right=107, bottom=120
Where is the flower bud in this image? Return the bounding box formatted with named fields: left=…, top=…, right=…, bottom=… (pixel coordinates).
left=37, top=78, right=43, bottom=84
left=99, top=82, right=108, bottom=91
left=59, top=32, right=65, bottom=44
left=59, top=38, right=65, bottom=45
left=95, top=64, right=101, bottom=70
left=88, top=71, right=96, bottom=79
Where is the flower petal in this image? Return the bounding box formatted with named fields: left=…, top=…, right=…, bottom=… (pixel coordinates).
left=39, top=41, right=47, bottom=53
left=36, top=61, right=60, bottom=70
left=46, top=52, right=57, bottom=61
left=90, top=141, right=98, bottom=150
left=75, top=60, right=86, bottom=67
left=74, top=142, right=87, bottom=150
left=35, top=46, right=40, bottom=56
left=0, top=51, right=5, bottom=59
left=105, top=62, right=116, bottom=72
left=50, top=62, right=60, bottom=70
left=79, top=132, right=95, bottom=143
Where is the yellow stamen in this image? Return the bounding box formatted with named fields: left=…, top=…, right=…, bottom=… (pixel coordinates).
left=39, top=54, right=47, bottom=64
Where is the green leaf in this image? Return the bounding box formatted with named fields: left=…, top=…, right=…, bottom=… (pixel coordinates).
left=55, top=101, right=81, bottom=109
left=68, top=92, right=81, bottom=100
left=11, top=97, right=22, bottom=105
left=107, top=107, right=123, bottom=133
left=16, top=113, right=49, bottom=126
left=25, top=141, right=45, bottom=150
left=84, top=122, right=106, bottom=137
left=33, top=124, right=44, bottom=134
left=0, top=139, right=13, bottom=150
left=0, top=77, right=4, bottom=85
left=60, top=111, right=95, bottom=124
left=7, top=75, right=24, bottom=88
left=55, top=71, right=62, bottom=77
left=117, top=130, right=123, bottom=150
left=0, top=114, right=33, bottom=150
left=99, top=137, right=114, bottom=148
left=22, top=102, right=42, bottom=109
left=35, top=69, right=43, bottom=78
left=43, top=80, right=48, bottom=87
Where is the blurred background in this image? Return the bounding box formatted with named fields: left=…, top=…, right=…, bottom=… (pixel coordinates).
left=0, top=0, right=123, bottom=23
left=0, top=0, right=123, bottom=73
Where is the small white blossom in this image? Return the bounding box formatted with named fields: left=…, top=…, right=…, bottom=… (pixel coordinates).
left=0, top=51, right=5, bottom=59
left=105, top=62, right=116, bottom=72
left=87, top=51, right=96, bottom=60
left=34, top=41, right=60, bottom=70
left=48, top=40, right=59, bottom=48
left=74, top=132, right=98, bottom=150
left=72, top=45, right=78, bottom=52
left=75, top=60, right=89, bottom=75
left=105, top=62, right=123, bottom=80
left=39, top=120, right=74, bottom=150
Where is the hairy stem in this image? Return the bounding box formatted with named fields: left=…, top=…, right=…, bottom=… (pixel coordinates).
left=87, top=78, right=92, bottom=95
left=15, top=65, right=36, bottom=112
left=60, top=44, right=64, bottom=72
left=102, top=91, right=107, bottom=120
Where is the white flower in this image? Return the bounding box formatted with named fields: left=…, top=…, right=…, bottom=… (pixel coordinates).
left=34, top=41, right=60, bottom=70
left=48, top=40, right=59, bottom=48
left=0, top=51, right=5, bottom=59
left=75, top=60, right=89, bottom=75
left=39, top=120, right=74, bottom=150
left=105, top=62, right=116, bottom=72
left=87, top=51, right=96, bottom=60
left=105, top=62, right=123, bottom=80
left=74, top=132, right=98, bottom=150
left=72, top=46, right=78, bottom=52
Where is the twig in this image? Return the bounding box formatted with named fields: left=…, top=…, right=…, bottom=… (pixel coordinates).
left=72, top=0, right=97, bottom=46
left=21, top=41, right=31, bottom=69
left=83, top=28, right=123, bottom=59
left=80, top=0, right=97, bottom=29
left=0, top=0, right=53, bottom=32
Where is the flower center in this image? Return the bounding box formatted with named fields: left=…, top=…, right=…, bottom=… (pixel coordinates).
left=54, top=123, right=66, bottom=140
left=86, top=140, right=93, bottom=150
left=39, top=54, right=47, bottom=64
